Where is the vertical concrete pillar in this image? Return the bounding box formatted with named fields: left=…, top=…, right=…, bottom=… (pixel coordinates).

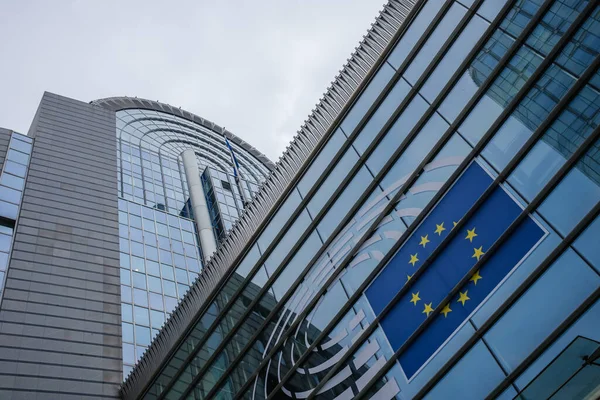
left=182, top=149, right=217, bottom=262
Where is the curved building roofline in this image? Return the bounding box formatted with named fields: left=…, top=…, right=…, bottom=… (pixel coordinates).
left=118, top=0, right=417, bottom=398
left=90, top=96, right=276, bottom=170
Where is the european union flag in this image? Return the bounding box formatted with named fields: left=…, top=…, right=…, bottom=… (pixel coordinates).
left=365, top=162, right=545, bottom=378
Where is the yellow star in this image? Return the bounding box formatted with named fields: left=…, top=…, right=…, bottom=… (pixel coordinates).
left=419, top=234, right=430, bottom=248
left=406, top=274, right=412, bottom=282
left=410, top=292, right=421, bottom=306
left=465, top=228, right=478, bottom=243
left=441, top=303, right=452, bottom=318
left=470, top=270, right=482, bottom=285
left=457, top=290, right=470, bottom=306
left=453, top=221, right=458, bottom=229
left=423, top=302, right=434, bottom=317
left=472, top=246, right=485, bottom=261
left=409, top=253, right=419, bottom=266
left=434, top=223, right=446, bottom=235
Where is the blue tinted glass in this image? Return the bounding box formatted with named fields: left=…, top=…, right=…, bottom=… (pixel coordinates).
left=426, top=341, right=507, bottom=399
left=0, top=202, right=18, bottom=219
left=341, top=63, right=396, bottom=134
left=263, top=210, right=311, bottom=275
left=122, top=322, right=134, bottom=343
left=421, top=14, right=489, bottom=102
left=6, top=149, right=28, bottom=165
left=366, top=94, right=429, bottom=175
left=0, top=185, right=21, bottom=204
left=484, top=250, right=599, bottom=371
left=478, top=0, right=510, bottom=22
left=122, top=303, right=133, bottom=323
left=135, top=325, right=151, bottom=346
left=121, top=285, right=132, bottom=303
left=9, top=138, right=32, bottom=154
left=307, top=146, right=360, bottom=217
left=146, top=260, right=160, bottom=277
left=160, top=265, right=174, bottom=283
left=574, top=216, right=600, bottom=274
left=317, top=166, right=374, bottom=240
left=163, top=280, right=177, bottom=297
left=353, top=77, right=412, bottom=155
left=1, top=173, right=24, bottom=191
left=150, top=310, right=165, bottom=329
left=556, top=6, right=600, bottom=76
left=439, top=31, right=515, bottom=123
left=147, top=275, right=161, bottom=293
left=130, top=241, right=144, bottom=258
left=379, top=112, right=449, bottom=190
left=388, top=0, right=444, bottom=69
left=123, top=343, right=135, bottom=364
left=539, top=153, right=600, bottom=235
left=131, top=256, right=145, bottom=273
left=484, top=65, right=576, bottom=172
left=133, top=288, right=148, bottom=307
left=175, top=268, right=188, bottom=284
left=460, top=46, right=543, bottom=145
left=404, top=2, right=467, bottom=85
left=149, top=293, right=164, bottom=311
left=120, top=269, right=131, bottom=286
left=145, top=246, right=158, bottom=261
left=298, top=129, right=346, bottom=197
left=134, top=305, right=150, bottom=326
left=129, top=228, right=143, bottom=242
left=3, top=160, right=26, bottom=177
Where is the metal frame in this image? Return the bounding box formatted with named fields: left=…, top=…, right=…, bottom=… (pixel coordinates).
left=190, top=0, right=489, bottom=398
left=263, top=0, right=523, bottom=397
left=118, top=2, right=415, bottom=398
left=155, top=1, right=426, bottom=396
left=93, top=97, right=275, bottom=171
left=171, top=0, right=446, bottom=397
left=322, top=5, right=600, bottom=399
left=301, top=0, right=571, bottom=397
left=360, top=77, right=600, bottom=400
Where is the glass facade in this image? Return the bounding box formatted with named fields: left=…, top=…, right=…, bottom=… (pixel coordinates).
left=128, top=0, right=600, bottom=399
left=115, top=108, right=272, bottom=377
left=0, top=132, right=32, bottom=301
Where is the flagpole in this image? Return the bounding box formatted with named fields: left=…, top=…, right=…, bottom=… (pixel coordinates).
left=224, top=129, right=250, bottom=207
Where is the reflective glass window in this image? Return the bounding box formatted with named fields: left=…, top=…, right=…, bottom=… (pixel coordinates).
left=341, top=63, right=396, bottom=135
left=404, top=2, right=468, bottom=85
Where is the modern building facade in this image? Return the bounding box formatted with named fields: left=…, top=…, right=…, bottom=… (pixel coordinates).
left=1, top=0, right=600, bottom=399
left=0, top=95, right=273, bottom=399
left=116, top=0, right=600, bottom=399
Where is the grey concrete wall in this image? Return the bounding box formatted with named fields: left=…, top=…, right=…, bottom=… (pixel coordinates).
left=0, top=92, right=122, bottom=399
left=0, top=128, right=11, bottom=173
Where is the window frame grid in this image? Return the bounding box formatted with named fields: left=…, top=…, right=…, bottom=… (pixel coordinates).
left=307, top=3, right=599, bottom=399
left=143, top=1, right=440, bottom=397
left=167, top=1, right=473, bottom=398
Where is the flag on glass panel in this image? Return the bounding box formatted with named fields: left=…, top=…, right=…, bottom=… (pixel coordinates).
left=365, top=161, right=545, bottom=378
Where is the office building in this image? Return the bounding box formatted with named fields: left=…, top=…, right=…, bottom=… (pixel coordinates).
left=117, top=0, right=600, bottom=399
left=2, top=0, right=600, bottom=399
left=0, top=96, right=273, bottom=398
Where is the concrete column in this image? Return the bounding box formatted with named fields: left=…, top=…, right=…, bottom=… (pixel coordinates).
left=182, top=149, right=217, bottom=262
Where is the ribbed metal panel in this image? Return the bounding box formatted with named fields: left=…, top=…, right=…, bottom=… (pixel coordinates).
left=120, top=1, right=418, bottom=398
left=90, top=96, right=275, bottom=171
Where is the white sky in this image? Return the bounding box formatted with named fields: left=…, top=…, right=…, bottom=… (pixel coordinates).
left=0, top=1, right=385, bottom=161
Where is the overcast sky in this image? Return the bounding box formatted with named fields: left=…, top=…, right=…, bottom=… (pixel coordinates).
left=0, top=1, right=385, bottom=161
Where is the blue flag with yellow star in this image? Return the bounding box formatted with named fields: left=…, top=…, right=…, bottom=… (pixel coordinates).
left=365, top=161, right=545, bottom=378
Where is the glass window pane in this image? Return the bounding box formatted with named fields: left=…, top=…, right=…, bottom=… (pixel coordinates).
left=149, top=293, right=164, bottom=311
left=3, top=160, right=27, bottom=177
left=0, top=186, right=21, bottom=204
left=134, top=306, right=150, bottom=326
left=135, top=325, right=151, bottom=346
left=122, top=322, right=134, bottom=343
